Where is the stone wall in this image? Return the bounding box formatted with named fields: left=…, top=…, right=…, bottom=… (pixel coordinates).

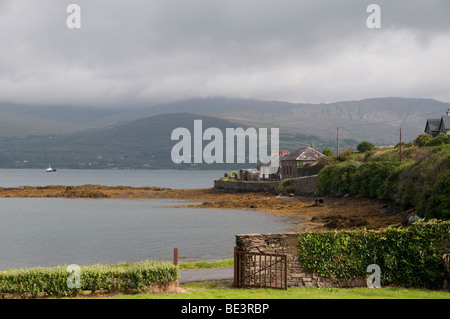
left=213, top=180, right=280, bottom=193
left=236, top=232, right=450, bottom=290
left=214, top=175, right=319, bottom=195
left=292, top=176, right=319, bottom=195
left=235, top=232, right=350, bottom=288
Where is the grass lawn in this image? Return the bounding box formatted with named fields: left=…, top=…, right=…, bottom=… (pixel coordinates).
left=53, top=258, right=448, bottom=299
left=5, top=258, right=447, bottom=299
left=110, top=279, right=450, bottom=299
left=177, top=259, right=234, bottom=270
left=101, top=259, right=450, bottom=299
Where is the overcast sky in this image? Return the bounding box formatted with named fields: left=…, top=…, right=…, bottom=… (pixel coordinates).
left=0, top=0, right=449, bottom=109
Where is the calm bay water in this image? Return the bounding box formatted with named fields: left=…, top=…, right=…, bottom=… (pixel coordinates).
left=0, top=169, right=224, bottom=189
left=0, top=169, right=293, bottom=270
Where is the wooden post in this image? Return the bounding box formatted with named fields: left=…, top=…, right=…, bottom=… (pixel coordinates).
left=336, top=126, right=340, bottom=156
left=234, top=247, right=238, bottom=288
left=399, top=127, right=402, bottom=162
left=173, top=247, right=178, bottom=266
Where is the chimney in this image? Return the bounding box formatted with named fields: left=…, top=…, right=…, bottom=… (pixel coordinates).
left=447, top=108, right=450, bottom=116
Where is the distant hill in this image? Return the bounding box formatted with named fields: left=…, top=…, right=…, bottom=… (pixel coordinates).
left=0, top=96, right=448, bottom=169
left=0, top=101, right=123, bottom=138
left=0, top=113, right=355, bottom=169
left=1, top=97, right=449, bottom=145
left=118, top=97, right=450, bottom=145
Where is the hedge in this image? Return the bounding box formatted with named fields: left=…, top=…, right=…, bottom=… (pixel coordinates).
left=0, top=260, right=179, bottom=298
left=318, top=144, right=450, bottom=220
left=297, top=220, right=450, bottom=288
left=318, top=161, right=407, bottom=199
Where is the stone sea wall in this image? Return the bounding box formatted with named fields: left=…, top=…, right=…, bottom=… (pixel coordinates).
left=214, top=175, right=319, bottom=195
left=213, top=180, right=280, bottom=193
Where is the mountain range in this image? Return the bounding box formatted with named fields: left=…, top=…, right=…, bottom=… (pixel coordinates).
left=0, top=97, right=448, bottom=169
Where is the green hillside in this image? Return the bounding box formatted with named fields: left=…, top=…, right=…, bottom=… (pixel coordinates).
left=1, top=97, right=448, bottom=145
left=0, top=113, right=356, bottom=170
left=113, top=97, right=450, bottom=145
left=0, top=96, right=447, bottom=169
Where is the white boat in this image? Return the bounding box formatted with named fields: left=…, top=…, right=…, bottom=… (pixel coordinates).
left=46, top=165, right=57, bottom=172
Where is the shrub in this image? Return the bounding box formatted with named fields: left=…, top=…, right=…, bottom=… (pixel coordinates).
left=336, top=147, right=354, bottom=161
left=318, top=144, right=450, bottom=220
left=425, top=133, right=450, bottom=147
left=276, top=178, right=294, bottom=193
left=318, top=161, right=405, bottom=198
left=318, top=162, right=358, bottom=195
left=396, top=145, right=450, bottom=218
left=0, top=260, right=179, bottom=298
left=357, top=141, right=375, bottom=153
left=414, top=134, right=432, bottom=147
left=322, top=147, right=334, bottom=157
left=297, top=220, right=450, bottom=288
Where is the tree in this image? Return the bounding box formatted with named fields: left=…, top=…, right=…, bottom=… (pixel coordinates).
left=357, top=141, right=375, bottom=153
left=425, top=133, right=450, bottom=147
left=414, top=133, right=432, bottom=147
left=322, top=147, right=334, bottom=157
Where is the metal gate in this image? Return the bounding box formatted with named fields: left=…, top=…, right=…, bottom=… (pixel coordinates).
left=234, top=247, right=288, bottom=290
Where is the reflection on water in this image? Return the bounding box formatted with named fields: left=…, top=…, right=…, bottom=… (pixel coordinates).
left=0, top=198, right=292, bottom=270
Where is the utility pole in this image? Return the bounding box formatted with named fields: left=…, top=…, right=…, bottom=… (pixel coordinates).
left=399, top=127, right=402, bottom=162
left=336, top=126, right=340, bottom=156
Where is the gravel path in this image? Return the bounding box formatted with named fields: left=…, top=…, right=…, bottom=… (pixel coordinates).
left=179, top=267, right=234, bottom=283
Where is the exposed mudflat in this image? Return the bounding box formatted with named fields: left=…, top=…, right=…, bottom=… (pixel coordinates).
left=0, top=185, right=408, bottom=231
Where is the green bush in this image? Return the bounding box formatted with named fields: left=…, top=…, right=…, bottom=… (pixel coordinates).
left=425, top=133, right=450, bottom=147
left=322, top=147, right=334, bottom=157
left=318, top=162, right=358, bottom=195
left=357, top=141, right=375, bottom=153
left=336, top=147, right=354, bottom=161
left=318, top=144, right=450, bottom=220
left=0, top=260, right=178, bottom=298
left=276, top=178, right=294, bottom=193
left=297, top=220, right=450, bottom=288
left=396, top=145, right=450, bottom=218
left=414, top=133, right=432, bottom=147
left=318, top=161, right=404, bottom=198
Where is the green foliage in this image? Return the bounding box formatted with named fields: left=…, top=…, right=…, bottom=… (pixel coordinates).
left=178, top=259, right=234, bottom=270
left=425, top=133, right=450, bottom=147
left=297, top=220, right=450, bottom=288
left=318, top=161, right=405, bottom=198
left=0, top=260, right=178, bottom=298
left=318, top=162, right=358, bottom=194
left=322, top=147, right=334, bottom=157
left=318, top=144, right=450, bottom=220
left=336, top=147, right=355, bottom=162
left=357, top=141, right=375, bottom=153
left=396, top=145, right=450, bottom=219
left=414, top=133, right=432, bottom=147
left=276, top=178, right=294, bottom=193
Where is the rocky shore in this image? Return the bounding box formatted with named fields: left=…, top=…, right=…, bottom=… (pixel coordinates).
left=0, top=184, right=407, bottom=231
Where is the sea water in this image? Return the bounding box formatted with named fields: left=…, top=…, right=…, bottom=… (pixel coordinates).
left=0, top=170, right=293, bottom=270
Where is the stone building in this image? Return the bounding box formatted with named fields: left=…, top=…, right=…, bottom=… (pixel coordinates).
left=257, top=150, right=290, bottom=180
left=279, top=147, right=325, bottom=180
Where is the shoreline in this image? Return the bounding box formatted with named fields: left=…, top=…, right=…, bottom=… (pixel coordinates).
left=0, top=184, right=407, bottom=231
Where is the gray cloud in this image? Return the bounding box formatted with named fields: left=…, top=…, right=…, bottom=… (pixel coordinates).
left=0, top=0, right=449, bottom=108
